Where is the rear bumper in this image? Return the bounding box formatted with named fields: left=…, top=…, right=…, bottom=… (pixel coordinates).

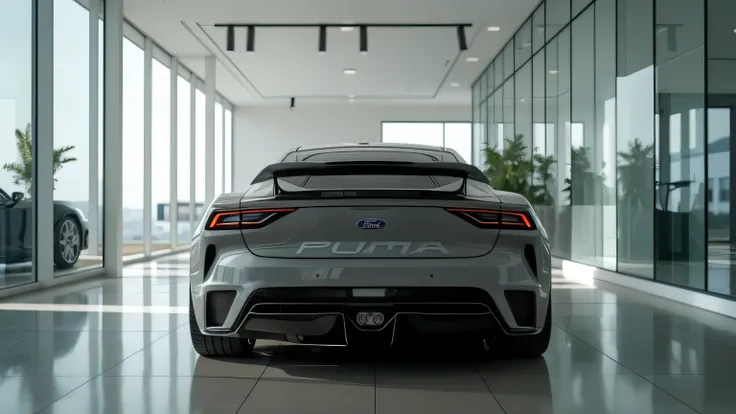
left=190, top=245, right=551, bottom=345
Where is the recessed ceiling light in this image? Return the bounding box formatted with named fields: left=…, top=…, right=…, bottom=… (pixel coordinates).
left=450, top=82, right=460, bottom=87
left=466, top=57, right=479, bottom=62
left=348, top=94, right=355, bottom=98
left=548, top=69, right=559, bottom=75
left=487, top=26, right=501, bottom=32
left=343, top=68, right=357, bottom=75
left=349, top=99, right=355, bottom=103
left=340, top=26, right=355, bottom=32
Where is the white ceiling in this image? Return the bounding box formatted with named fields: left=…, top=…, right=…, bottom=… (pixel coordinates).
left=123, top=0, right=540, bottom=106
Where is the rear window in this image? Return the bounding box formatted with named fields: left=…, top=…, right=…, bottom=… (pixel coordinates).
left=300, top=150, right=438, bottom=163
left=278, top=175, right=463, bottom=190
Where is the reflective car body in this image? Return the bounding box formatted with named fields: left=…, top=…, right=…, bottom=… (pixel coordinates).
left=189, top=143, right=552, bottom=356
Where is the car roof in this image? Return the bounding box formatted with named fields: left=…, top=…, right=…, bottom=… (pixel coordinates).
left=279, top=143, right=465, bottom=163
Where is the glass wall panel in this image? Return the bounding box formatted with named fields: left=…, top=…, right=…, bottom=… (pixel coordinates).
left=176, top=76, right=191, bottom=244
left=477, top=101, right=486, bottom=167
left=532, top=51, right=546, bottom=157
left=572, top=0, right=593, bottom=16
left=570, top=7, right=597, bottom=266
left=503, top=79, right=515, bottom=145
left=494, top=88, right=504, bottom=151
left=472, top=82, right=481, bottom=166
left=122, top=38, right=145, bottom=256
left=532, top=3, right=545, bottom=54
left=546, top=29, right=572, bottom=259
left=194, top=89, right=205, bottom=222
left=494, top=56, right=504, bottom=87
left=654, top=0, right=706, bottom=289
left=0, top=0, right=34, bottom=287
left=596, top=0, right=618, bottom=271
left=546, top=0, right=570, bottom=41
left=707, top=0, right=736, bottom=297
left=515, top=19, right=532, bottom=68
left=151, top=57, right=171, bottom=252
left=224, top=109, right=232, bottom=193
left=214, top=101, right=223, bottom=196
left=616, top=0, right=654, bottom=278
left=53, top=0, right=99, bottom=274
left=503, top=43, right=514, bottom=80
left=516, top=63, right=532, bottom=157
left=382, top=123, right=444, bottom=147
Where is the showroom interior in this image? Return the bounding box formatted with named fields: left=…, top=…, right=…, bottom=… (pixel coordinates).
left=2, top=0, right=736, bottom=412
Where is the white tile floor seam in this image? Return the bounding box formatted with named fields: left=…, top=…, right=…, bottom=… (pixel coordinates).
left=0, top=256, right=734, bottom=413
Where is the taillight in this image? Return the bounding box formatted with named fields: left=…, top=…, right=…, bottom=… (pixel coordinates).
left=206, top=208, right=296, bottom=230
left=445, top=208, right=535, bottom=230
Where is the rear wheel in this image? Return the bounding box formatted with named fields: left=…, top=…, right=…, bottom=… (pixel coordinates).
left=492, top=298, right=552, bottom=359
left=189, top=295, right=255, bottom=358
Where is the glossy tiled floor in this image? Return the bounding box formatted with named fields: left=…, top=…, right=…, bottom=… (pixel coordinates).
left=1, top=253, right=736, bottom=413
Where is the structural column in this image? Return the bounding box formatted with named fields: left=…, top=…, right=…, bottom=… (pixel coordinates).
left=103, top=0, right=124, bottom=276
left=87, top=0, right=99, bottom=258
left=169, top=58, right=179, bottom=248
left=221, top=102, right=227, bottom=194
left=143, top=38, right=153, bottom=256
left=33, top=0, right=54, bottom=284
left=204, top=56, right=216, bottom=207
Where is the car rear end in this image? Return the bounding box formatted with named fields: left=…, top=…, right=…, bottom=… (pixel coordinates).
left=189, top=162, right=551, bottom=354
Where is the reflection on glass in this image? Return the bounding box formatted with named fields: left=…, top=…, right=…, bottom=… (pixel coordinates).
left=546, top=0, right=570, bottom=41
left=152, top=58, right=171, bottom=252
left=707, top=0, right=736, bottom=297
left=0, top=0, right=34, bottom=287
left=122, top=38, right=145, bottom=257
left=616, top=0, right=654, bottom=278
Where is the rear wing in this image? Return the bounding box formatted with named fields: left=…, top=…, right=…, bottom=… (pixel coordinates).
left=251, top=162, right=490, bottom=184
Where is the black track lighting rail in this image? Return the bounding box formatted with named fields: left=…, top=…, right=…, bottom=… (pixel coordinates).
left=214, top=23, right=472, bottom=28
left=219, top=22, right=473, bottom=52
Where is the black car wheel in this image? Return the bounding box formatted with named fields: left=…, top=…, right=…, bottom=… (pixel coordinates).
left=54, top=216, right=82, bottom=269
left=189, top=294, right=255, bottom=358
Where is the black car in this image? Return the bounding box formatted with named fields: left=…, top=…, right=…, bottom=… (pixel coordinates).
left=0, top=187, right=89, bottom=269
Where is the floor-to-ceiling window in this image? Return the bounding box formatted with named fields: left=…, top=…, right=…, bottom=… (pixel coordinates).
left=224, top=107, right=233, bottom=193
left=381, top=122, right=472, bottom=163
left=214, top=101, right=223, bottom=197
left=194, top=88, right=205, bottom=223
left=176, top=74, right=192, bottom=244
left=122, top=37, right=145, bottom=257
left=0, top=0, right=34, bottom=288
left=707, top=0, right=736, bottom=298
left=53, top=0, right=103, bottom=275
left=151, top=52, right=171, bottom=252
left=471, top=0, right=731, bottom=300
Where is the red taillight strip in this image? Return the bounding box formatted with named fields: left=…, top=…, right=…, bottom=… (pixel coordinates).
left=207, top=208, right=296, bottom=230
left=445, top=208, right=532, bottom=229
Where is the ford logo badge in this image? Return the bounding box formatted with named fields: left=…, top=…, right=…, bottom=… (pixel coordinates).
left=356, top=218, right=387, bottom=229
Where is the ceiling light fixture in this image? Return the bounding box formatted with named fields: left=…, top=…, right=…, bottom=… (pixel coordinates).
left=246, top=25, right=255, bottom=52
left=343, top=68, right=357, bottom=75
left=348, top=94, right=355, bottom=98
left=457, top=26, right=468, bottom=51
left=318, top=25, right=327, bottom=53
left=548, top=69, right=559, bottom=75
left=466, top=57, right=479, bottom=62
left=487, top=26, right=501, bottom=32
left=359, top=25, right=368, bottom=54
left=450, top=82, right=460, bottom=87
left=349, top=99, right=355, bottom=103
left=226, top=25, right=235, bottom=51
left=341, top=26, right=355, bottom=32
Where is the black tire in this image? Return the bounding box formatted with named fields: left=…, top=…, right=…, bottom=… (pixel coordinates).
left=54, top=215, right=82, bottom=269
left=493, top=298, right=552, bottom=359
left=189, top=295, right=255, bottom=358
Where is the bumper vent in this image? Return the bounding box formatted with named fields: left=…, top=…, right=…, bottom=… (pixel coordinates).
left=504, top=290, right=536, bottom=328
left=524, top=244, right=537, bottom=279
left=205, top=290, right=237, bottom=327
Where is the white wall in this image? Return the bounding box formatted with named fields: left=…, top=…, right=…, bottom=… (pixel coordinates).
left=233, top=104, right=470, bottom=190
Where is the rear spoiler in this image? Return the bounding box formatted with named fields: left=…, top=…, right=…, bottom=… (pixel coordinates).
left=250, top=162, right=490, bottom=185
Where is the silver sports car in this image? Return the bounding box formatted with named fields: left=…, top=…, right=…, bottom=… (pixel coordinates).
left=189, top=143, right=552, bottom=358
